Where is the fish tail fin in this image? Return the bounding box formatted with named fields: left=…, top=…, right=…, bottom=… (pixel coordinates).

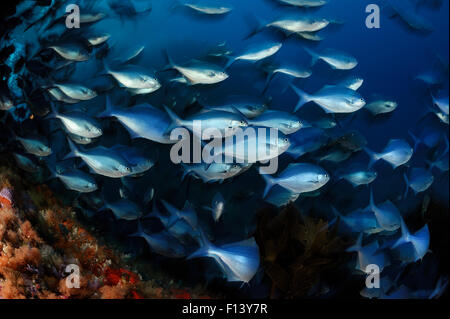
left=161, top=200, right=178, bottom=218
left=46, top=162, right=58, bottom=180
left=331, top=205, right=343, bottom=220
left=123, top=46, right=145, bottom=64
left=261, top=174, right=275, bottom=198
left=262, top=72, right=275, bottom=94
left=143, top=187, right=154, bottom=206
left=98, top=95, right=115, bottom=118
left=187, top=228, right=213, bottom=260
left=180, top=165, right=191, bottom=183
left=45, top=102, right=58, bottom=120
left=408, top=130, right=421, bottom=152
left=291, top=85, right=312, bottom=112
left=346, top=233, right=363, bottom=252
left=164, top=105, right=185, bottom=128
left=392, top=218, right=410, bottom=249
left=369, top=187, right=376, bottom=211
left=425, top=159, right=436, bottom=171
left=243, top=13, right=264, bottom=40
left=430, top=91, right=437, bottom=106
left=364, top=147, right=380, bottom=168
left=63, top=138, right=79, bottom=160
left=130, top=219, right=145, bottom=238
left=403, top=173, right=410, bottom=199
left=162, top=50, right=175, bottom=71
left=304, top=47, right=320, bottom=66
left=224, top=56, right=236, bottom=70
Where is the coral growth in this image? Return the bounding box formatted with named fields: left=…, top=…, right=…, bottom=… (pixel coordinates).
left=0, top=165, right=209, bottom=299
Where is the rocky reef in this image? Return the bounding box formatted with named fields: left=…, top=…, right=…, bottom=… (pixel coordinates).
left=0, top=163, right=212, bottom=299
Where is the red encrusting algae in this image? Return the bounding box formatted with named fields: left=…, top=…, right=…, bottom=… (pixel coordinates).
left=0, top=166, right=213, bottom=299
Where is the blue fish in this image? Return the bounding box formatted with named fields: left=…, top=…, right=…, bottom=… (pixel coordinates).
left=366, top=188, right=402, bottom=232
left=64, top=139, right=133, bottom=178
left=261, top=163, right=330, bottom=198
left=285, top=127, right=329, bottom=159
left=13, top=153, right=40, bottom=173
left=336, top=165, right=378, bottom=187
left=161, top=200, right=198, bottom=230
left=346, top=234, right=389, bottom=273
left=48, top=167, right=97, bottom=193
left=391, top=219, right=430, bottom=262
left=331, top=206, right=382, bottom=234
left=98, top=96, right=174, bottom=144
left=364, top=139, right=413, bottom=169
left=14, top=133, right=52, bottom=157
left=131, top=221, right=188, bottom=258
left=188, top=230, right=260, bottom=283
left=403, top=167, right=434, bottom=198
left=100, top=198, right=143, bottom=221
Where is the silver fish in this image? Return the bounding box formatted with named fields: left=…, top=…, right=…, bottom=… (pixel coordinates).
left=98, top=96, right=173, bottom=144
left=248, top=110, right=304, bottom=135
left=337, top=166, right=378, bottom=187
left=364, top=139, right=413, bottom=169
left=403, top=168, right=434, bottom=198
left=100, top=199, right=143, bottom=221
left=165, top=106, right=248, bottom=137
left=291, top=85, right=366, bottom=113
left=182, top=1, right=233, bottom=14
left=226, top=42, right=282, bottom=68
left=305, top=47, right=358, bottom=70
left=276, top=0, right=327, bottom=8
left=13, top=153, right=40, bottom=173
left=49, top=43, right=90, bottom=62
left=47, top=87, right=80, bottom=104
left=166, top=53, right=229, bottom=85
left=261, top=163, right=329, bottom=197
left=0, top=94, right=13, bottom=110
left=15, top=134, right=52, bottom=157
left=188, top=230, right=260, bottom=283
left=201, top=96, right=269, bottom=118
left=64, top=139, right=132, bottom=178
left=182, top=163, right=244, bottom=183
left=366, top=99, right=398, bottom=115
left=105, top=63, right=161, bottom=93
left=206, top=128, right=291, bottom=163
left=335, top=76, right=364, bottom=91
left=49, top=167, right=97, bottom=193
left=131, top=222, right=187, bottom=258
left=267, top=15, right=330, bottom=34
left=366, top=189, right=402, bottom=232
left=53, top=83, right=97, bottom=101
left=87, top=33, right=111, bottom=46
left=48, top=104, right=102, bottom=139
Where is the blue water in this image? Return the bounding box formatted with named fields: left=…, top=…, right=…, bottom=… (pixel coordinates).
left=1, top=0, right=449, bottom=298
